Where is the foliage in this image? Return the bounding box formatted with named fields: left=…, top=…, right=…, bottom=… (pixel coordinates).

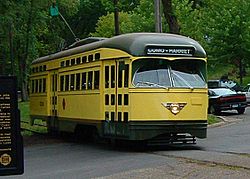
left=101, top=0, right=140, bottom=12
left=91, top=0, right=155, bottom=37
left=68, top=0, right=106, bottom=43
left=91, top=12, right=131, bottom=37
left=174, top=0, right=250, bottom=83
left=208, top=114, right=221, bottom=125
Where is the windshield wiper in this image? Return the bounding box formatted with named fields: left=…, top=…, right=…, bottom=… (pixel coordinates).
left=171, top=71, right=194, bottom=89
left=136, top=81, right=169, bottom=89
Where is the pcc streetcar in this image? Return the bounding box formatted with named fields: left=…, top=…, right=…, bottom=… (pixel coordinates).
left=29, top=33, right=207, bottom=144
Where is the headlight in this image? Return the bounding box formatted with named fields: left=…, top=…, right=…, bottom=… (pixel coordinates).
left=161, top=102, right=187, bottom=115
left=170, top=103, right=180, bottom=114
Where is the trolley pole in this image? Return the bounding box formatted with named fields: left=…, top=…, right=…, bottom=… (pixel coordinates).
left=50, top=1, right=79, bottom=42
left=58, top=11, right=79, bottom=41
left=154, top=0, right=162, bottom=33
left=114, top=0, right=120, bottom=36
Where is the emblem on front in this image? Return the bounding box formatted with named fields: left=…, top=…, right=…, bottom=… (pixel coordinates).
left=161, top=102, right=187, bottom=115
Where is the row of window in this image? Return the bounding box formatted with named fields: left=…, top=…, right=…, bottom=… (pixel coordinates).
left=31, top=61, right=129, bottom=93
left=105, top=111, right=128, bottom=122
left=60, top=53, right=100, bottom=67
left=31, top=53, right=100, bottom=74
left=60, top=70, right=100, bottom=91
left=31, top=65, right=47, bottom=74
left=31, top=70, right=100, bottom=94
left=105, top=94, right=129, bottom=106
left=105, top=63, right=129, bottom=89
left=31, top=78, right=46, bottom=93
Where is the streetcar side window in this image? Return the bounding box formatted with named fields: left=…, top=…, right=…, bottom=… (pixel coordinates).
left=43, top=78, right=46, bottom=92
left=76, top=73, right=80, bottom=90
left=94, top=70, right=100, bottom=89
left=52, top=75, right=55, bottom=92
left=61, top=61, right=65, bottom=67
left=31, top=80, right=34, bottom=93
left=66, top=60, right=70, bottom=67
left=54, top=75, right=57, bottom=91
left=71, top=58, right=75, bottom=66
left=82, top=72, right=86, bottom=90
left=88, top=55, right=93, bottom=62
left=39, top=79, right=42, bottom=93
left=105, top=66, right=109, bottom=88
left=60, top=75, right=64, bottom=91
left=124, top=94, right=129, bottom=105
left=76, top=57, right=81, bottom=64
left=95, top=53, right=100, bottom=61
left=105, top=95, right=109, bottom=105
left=65, top=75, right=69, bottom=91
left=35, top=79, right=38, bottom=93
left=82, top=56, right=87, bottom=63
left=118, top=62, right=123, bottom=88
left=124, top=64, right=129, bottom=88
left=111, top=65, right=115, bottom=88
left=70, top=74, right=75, bottom=90
left=87, top=71, right=93, bottom=89
left=39, top=66, right=42, bottom=72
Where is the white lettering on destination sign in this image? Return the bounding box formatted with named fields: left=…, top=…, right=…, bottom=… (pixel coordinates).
left=147, top=47, right=193, bottom=56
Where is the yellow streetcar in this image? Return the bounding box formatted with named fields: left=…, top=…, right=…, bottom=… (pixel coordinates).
left=30, top=33, right=208, bottom=144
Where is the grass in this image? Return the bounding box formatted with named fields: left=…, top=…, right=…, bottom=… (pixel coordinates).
left=19, top=101, right=47, bottom=134
left=207, top=114, right=221, bottom=125
left=19, top=101, right=30, bottom=123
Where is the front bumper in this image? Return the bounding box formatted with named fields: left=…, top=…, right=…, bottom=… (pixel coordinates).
left=103, top=120, right=207, bottom=140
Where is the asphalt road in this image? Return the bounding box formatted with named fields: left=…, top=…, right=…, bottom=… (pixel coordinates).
left=3, top=107, right=250, bottom=179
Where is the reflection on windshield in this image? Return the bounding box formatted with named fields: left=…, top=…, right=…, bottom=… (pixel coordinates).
left=133, top=59, right=206, bottom=88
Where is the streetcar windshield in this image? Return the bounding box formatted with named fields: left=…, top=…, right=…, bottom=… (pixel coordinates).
left=132, top=58, right=206, bottom=88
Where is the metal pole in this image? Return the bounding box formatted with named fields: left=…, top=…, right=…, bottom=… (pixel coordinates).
left=58, top=12, right=79, bottom=41
left=154, top=0, right=162, bottom=33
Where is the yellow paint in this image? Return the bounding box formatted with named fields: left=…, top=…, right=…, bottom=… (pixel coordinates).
left=130, top=89, right=208, bottom=121
left=58, top=93, right=102, bottom=120
left=30, top=94, right=48, bottom=116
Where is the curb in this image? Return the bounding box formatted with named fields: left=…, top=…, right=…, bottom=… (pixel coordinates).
left=208, top=115, right=242, bottom=128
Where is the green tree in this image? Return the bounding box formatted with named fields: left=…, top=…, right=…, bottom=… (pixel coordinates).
left=175, top=0, right=250, bottom=84
left=161, top=0, right=180, bottom=34
left=91, top=0, right=155, bottom=37
left=0, top=0, right=81, bottom=100
left=69, top=0, right=106, bottom=40
left=101, top=0, right=140, bottom=12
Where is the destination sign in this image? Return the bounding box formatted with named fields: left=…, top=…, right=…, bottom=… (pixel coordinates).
left=146, top=46, right=195, bottom=56
left=0, top=76, right=23, bottom=176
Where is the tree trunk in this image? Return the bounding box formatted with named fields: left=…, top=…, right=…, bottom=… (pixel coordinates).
left=114, top=0, right=120, bottom=35
left=20, top=0, right=34, bottom=101
left=161, top=0, right=180, bottom=34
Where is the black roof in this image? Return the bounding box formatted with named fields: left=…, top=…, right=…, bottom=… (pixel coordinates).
left=32, top=33, right=206, bottom=64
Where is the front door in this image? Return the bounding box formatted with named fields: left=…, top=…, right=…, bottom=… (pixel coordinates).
left=48, top=70, right=58, bottom=131
left=103, top=58, right=130, bottom=137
